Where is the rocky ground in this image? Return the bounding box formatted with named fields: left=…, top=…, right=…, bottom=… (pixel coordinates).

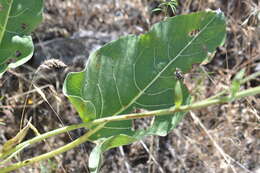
left=0, top=0, right=259, bottom=173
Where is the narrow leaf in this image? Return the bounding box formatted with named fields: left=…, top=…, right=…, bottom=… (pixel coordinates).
left=152, top=8, right=162, bottom=13
left=1, top=120, right=31, bottom=154
left=174, top=80, right=183, bottom=108
left=231, top=68, right=245, bottom=98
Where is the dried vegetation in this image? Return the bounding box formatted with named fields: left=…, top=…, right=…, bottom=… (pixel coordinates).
left=0, top=0, right=259, bottom=172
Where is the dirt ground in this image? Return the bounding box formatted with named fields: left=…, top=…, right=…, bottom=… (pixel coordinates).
left=0, top=0, right=259, bottom=173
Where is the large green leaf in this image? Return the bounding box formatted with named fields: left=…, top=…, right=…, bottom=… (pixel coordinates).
left=64, top=10, right=226, bottom=140
left=0, top=0, right=43, bottom=76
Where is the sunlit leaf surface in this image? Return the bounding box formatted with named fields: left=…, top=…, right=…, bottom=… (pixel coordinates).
left=64, top=10, right=226, bottom=140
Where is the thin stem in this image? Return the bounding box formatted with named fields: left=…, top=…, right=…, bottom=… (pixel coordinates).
left=1, top=86, right=259, bottom=172
left=2, top=86, right=260, bottom=160
left=241, top=71, right=260, bottom=84
left=0, top=122, right=106, bottom=173
left=205, top=71, right=260, bottom=101
left=91, top=86, right=260, bottom=123
left=0, top=122, right=93, bottom=160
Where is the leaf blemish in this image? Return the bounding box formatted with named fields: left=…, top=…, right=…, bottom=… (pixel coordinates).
left=188, top=29, right=200, bottom=37
left=23, top=160, right=30, bottom=164
left=21, top=23, right=28, bottom=30
left=5, top=58, right=16, bottom=64
left=95, top=63, right=101, bottom=69
left=16, top=50, right=22, bottom=57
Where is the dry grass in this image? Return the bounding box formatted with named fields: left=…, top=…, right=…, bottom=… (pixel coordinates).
left=0, top=0, right=259, bottom=172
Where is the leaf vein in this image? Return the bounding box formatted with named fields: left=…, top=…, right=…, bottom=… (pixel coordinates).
left=114, top=14, right=218, bottom=116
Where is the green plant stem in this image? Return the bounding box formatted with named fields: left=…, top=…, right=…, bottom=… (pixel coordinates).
left=1, top=86, right=259, bottom=172
left=91, top=86, right=260, bottom=123
left=241, top=71, right=260, bottom=84
left=204, top=71, right=260, bottom=101
left=0, top=122, right=106, bottom=173
left=0, top=121, right=93, bottom=160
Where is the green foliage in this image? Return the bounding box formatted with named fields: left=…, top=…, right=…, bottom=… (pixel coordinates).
left=152, top=0, right=178, bottom=16
left=231, top=68, right=245, bottom=98
left=174, top=80, right=183, bottom=108
left=64, top=10, right=226, bottom=172
left=64, top=10, right=226, bottom=137
left=0, top=0, right=43, bottom=76
left=173, top=68, right=184, bottom=108
left=89, top=135, right=136, bottom=173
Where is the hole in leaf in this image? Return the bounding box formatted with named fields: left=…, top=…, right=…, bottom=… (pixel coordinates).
left=16, top=50, right=22, bottom=57
left=188, top=29, right=200, bottom=37
left=21, top=23, right=28, bottom=30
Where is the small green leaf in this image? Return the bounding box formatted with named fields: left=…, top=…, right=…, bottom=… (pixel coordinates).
left=0, top=0, right=43, bottom=76
left=231, top=68, right=245, bottom=98
left=169, top=5, right=177, bottom=14
left=89, top=135, right=136, bottom=173
left=174, top=80, right=183, bottom=108
left=152, top=8, right=162, bottom=13
left=89, top=144, right=103, bottom=173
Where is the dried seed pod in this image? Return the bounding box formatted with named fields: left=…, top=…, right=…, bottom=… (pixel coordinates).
left=38, top=59, right=67, bottom=72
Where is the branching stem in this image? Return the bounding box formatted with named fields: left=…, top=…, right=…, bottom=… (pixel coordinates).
left=1, top=86, right=259, bottom=172
left=0, top=123, right=106, bottom=173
